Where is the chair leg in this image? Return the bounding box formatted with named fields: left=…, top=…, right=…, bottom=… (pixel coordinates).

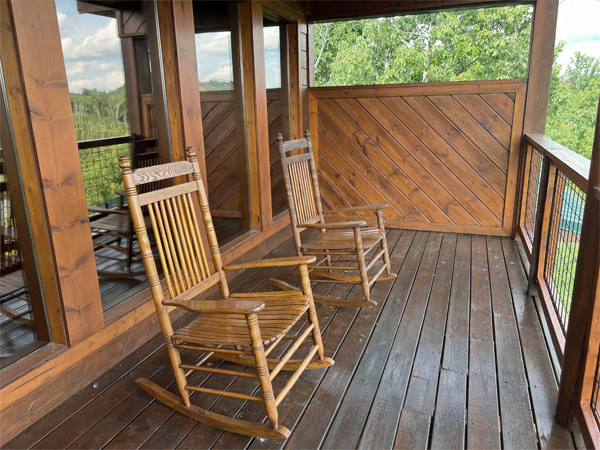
left=165, top=340, right=191, bottom=407
left=354, top=229, right=370, bottom=301
left=247, top=313, right=279, bottom=430
left=299, top=263, right=326, bottom=360
left=325, top=249, right=332, bottom=273
left=381, top=237, right=391, bottom=275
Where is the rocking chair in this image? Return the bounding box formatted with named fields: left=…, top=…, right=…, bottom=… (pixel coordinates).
left=119, top=148, right=333, bottom=439
left=272, top=131, right=396, bottom=308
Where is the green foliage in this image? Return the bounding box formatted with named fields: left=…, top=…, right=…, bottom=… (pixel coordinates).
left=314, top=5, right=533, bottom=87
left=199, top=79, right=234, bottom=91
left=70, top=86, right=130, bottom=141
left=546, top=46, right=600, bottom=160
left=69, top=86, right=130, bottom=207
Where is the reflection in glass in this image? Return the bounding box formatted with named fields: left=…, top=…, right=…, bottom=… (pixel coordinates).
left=196, top=32, right=234, bottom=91
left=1, top=68, right=49, bottom=368
left=196, top=9, right=248, bottom=243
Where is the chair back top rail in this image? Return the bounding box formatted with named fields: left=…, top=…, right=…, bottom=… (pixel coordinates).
left=525, top=134, right=590, bottom=192
left=133, top=161, right=194, bottom=186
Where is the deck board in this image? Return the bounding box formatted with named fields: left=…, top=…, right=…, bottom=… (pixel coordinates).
left=5, top=233, right=577, bottom=450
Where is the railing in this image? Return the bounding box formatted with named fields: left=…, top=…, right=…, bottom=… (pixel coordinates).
left=521, top=127, right=600, bottom=448
left=78, top=136, right=132, bottom=209
left=519, top=134, right=590, bottom=360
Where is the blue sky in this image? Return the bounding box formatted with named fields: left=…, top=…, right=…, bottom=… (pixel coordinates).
left=55, top=0, right=600, bottom=93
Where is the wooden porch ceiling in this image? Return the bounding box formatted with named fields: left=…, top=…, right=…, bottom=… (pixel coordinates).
left=5, top=230, right=576, bottom=449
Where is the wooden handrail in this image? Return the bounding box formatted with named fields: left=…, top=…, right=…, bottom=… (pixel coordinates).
left=77, top=135, right=130, bottom=150
left=525, top=134, right=590, bottom=191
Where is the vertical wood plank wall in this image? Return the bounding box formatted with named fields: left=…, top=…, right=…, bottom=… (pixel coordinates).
left=309, top=79, right=527, bottom=236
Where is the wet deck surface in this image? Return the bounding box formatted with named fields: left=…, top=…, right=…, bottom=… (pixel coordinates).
left=5, top=230, right=577, bottom=449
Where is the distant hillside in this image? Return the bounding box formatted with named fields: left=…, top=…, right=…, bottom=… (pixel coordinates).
left=199, top=79, right=233, bottom=92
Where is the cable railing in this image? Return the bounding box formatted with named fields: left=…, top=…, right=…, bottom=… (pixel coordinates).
left=519, top=134, right=590, bottom=360
left=78, top=135, right=131, bottom=209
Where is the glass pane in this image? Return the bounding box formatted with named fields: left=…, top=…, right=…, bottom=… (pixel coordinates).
left=1, top=68, right=49, bottom=368
left=195, top=2, right=248, bottom=243
left=56, top=1, right=150, bottom=313
left=263, top=23, right=288, bottom=216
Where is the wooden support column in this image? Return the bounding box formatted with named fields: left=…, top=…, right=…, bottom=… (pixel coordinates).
left=5, top=0, right=104, bottom=345
left=556, top=95, right=600, bottom=444
left=121, top=37, right=143, bottom=136
left=230, top=3, right=251, bottom=230
left=514, top=0, right=559, bottom=234
left=280, top=23, right=291, bottom=141
left=143, top=0, right=206, bottom=183
left=240, top=1, right=272, bottom=230
left=288, top=22, right=302, bottom=140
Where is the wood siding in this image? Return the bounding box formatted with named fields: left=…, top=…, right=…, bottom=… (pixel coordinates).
left=201, top=89, right=285, bottom=216
left=309, top=80, right=526, bottom=236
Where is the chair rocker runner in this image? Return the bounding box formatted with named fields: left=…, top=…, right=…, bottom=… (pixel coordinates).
left=273, top=131, right=396, bottom=308
left=119, top=148, right=333, bottom=439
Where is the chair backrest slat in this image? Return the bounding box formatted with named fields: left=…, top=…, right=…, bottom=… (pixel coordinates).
left=276, top=131, right=324, bottom=254
left=120, top=149, right=228, bottom=316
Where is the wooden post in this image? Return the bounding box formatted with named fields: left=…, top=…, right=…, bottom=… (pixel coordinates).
left=1, top=0, right=66, bottom=344
left=514, top=0, right=559, bottom=235
left=240, top=1, right=272, bottom=230
left=288, top=22, right=301, bottom=140
left=230, top=3, right=251, bottom=231
left=121, top=37, right=143, bottom=136
left=5, top=0, right=104, bottom=345
left=556, top=95, right=600, bottom=443
left=144, top=0, right=206, bottom=184
left=280, top=23, right=291, bottom=141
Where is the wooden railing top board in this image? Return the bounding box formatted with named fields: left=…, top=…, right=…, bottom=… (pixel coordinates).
left=525, top=134, right=590, bottom=192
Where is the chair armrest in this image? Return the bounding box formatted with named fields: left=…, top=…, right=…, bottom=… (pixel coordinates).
left=299, top=221, right=366, bottom=229
left=162, top=298, right=264, bottom=314
left=223, top=256, right=317, bottom=271
left=87, top=206, right=129, bottom=215
left=322, top=204, right=388, bottom=214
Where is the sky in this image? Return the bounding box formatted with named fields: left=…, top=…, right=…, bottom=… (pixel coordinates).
left=555, top=0, right=600, bottom=69
left=55, top=0, right=600, bottom=93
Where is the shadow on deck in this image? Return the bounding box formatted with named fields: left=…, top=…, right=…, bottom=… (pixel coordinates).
left=4, top=230, right=578, bottom=449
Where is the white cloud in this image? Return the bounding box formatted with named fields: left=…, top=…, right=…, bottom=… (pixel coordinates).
left=62, top=20, right=120, bottom=61
left=57, top=12, right=68, bottom=26
left=202, top=65, right=233, bottom=82
left=195, top=32, right=231, bottom=54
left=555, top=0, right=600, bottom=72
left=263, top=27, right=280, bottom=50
left=556, top=0, right=600, bottom=42
left=69, top=70, right=124, bottom=92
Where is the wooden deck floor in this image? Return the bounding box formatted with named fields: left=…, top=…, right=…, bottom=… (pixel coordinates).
left=5, top=230, right=577, bottom=449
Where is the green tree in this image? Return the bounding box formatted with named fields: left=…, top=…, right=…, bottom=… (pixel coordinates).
left=546, top=48, right=600, bottom=160
left=314, top=5, right=533, bottom=87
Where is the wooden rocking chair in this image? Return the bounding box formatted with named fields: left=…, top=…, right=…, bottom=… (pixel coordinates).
left=119, top=148, right=333, bottom=439
left=272, top=131, right=396, bottom=308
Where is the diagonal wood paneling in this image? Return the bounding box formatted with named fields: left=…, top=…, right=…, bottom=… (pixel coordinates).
left=201, top=91, right=241, bottom=213
left=201, top=89, right=287, bottom=217
left=310, top=80, right=526, bottom=236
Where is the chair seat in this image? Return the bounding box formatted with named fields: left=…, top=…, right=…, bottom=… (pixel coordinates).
left=302, top=227, right=384, bottom=250
left=90, top=213, right=152, bottom=233
left=173, top=296, right=311, bottom=346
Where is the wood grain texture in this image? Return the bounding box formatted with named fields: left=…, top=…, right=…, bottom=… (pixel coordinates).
left=7, top=0, right=104, bottom=345
left=5, top=231, right=573, bottom=448
left=313, top=82, right=525, bottom=235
